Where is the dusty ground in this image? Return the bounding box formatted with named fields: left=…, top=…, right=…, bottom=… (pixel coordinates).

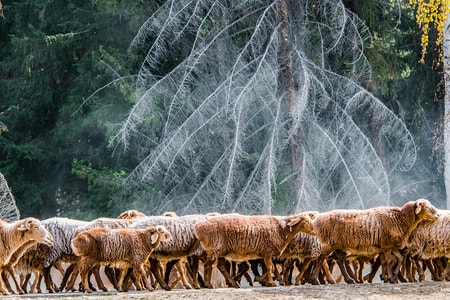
left=5, top=282, right=450, bottom=300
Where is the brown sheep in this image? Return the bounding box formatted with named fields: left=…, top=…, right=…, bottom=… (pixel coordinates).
left=63, top=216, right=145, bottom=292
left=405, top=209, right=450, bottom=281
left=0, top=217, right=53, bottom=295
left=71, top=225, right=172, bottom=293
left=310, top=199, right=440, bottom=285
left=194, top=212, right=314, bottom=288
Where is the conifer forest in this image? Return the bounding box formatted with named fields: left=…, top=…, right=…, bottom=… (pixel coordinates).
left=0, top=0, right=447, bottom=219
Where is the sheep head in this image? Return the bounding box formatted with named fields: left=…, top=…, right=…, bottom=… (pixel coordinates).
left=413, top=198, right=440, bottom=222
left=286, top=213, right=314, bottom=235
left=18, top=218, right=54, bottom=246
left=150, top=225, right=172, bottom=245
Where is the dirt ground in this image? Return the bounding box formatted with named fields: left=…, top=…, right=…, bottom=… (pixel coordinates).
left=4, top=282, right=450, bottom=300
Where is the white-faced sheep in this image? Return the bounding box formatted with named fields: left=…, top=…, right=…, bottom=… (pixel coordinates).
left=71, top=225, right=172, bottom=293
left=310, top=199, right=440, bottom=285
left=0, top=218, right=53, bottom=295
left=194, top=212, right=315, bottom=288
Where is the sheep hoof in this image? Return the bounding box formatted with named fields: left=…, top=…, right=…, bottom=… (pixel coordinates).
left=345, top=279, right=356, bottom=284
left=193, top=283, right=201, bottom=289
left=311, top=279, right=320, bottom=285
left=265, top=282, right=276, bottom=287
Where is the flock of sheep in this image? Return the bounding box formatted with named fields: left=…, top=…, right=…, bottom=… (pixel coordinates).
left=0, top=198, right=448, bottom=295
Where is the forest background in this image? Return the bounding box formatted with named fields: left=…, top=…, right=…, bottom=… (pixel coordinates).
left=0, top=0, right=446, bottom=220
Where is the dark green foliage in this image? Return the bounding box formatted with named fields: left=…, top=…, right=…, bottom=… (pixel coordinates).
left=0, top=0, right=445, bottom=218
left=0, top=0, right=151, bottom=218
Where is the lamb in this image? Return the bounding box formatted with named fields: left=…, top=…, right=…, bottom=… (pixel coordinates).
left=71, top=225, right=172, bottom=293
left=310, top=198, right=440, bottom=285
left=194, top=212, right=315, bottom=288
left=0, top=217, right=53, bottom=295
left=60, top=214, right=146, bottom=292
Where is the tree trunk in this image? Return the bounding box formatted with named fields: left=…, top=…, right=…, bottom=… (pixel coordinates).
left=277, top=0, right=302, bottom=209
left=444, top=14, right=450, bottom=208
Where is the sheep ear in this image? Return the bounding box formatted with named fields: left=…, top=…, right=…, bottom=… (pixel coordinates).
left=286, top=216, right=300, bottom=227
left=150, top=232, right=159, bottom=244
left=17, top=224, right=27, bottom=231
left=26, top=219, right=34, bottom=228
left=415, top=200, right=425, bottom=214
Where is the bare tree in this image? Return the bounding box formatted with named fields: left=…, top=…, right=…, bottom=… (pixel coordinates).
left=110, top=0, right=415, bottom=214
left=0, top=173, right=20, bottom=222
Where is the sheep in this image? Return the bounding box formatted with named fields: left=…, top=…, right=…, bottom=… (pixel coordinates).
left=60, top=214, right=146, bottom=292
left=405, top=209, right=450, bottom=282
left=0, top=217, right=53, bottom=295
left=277, top=232, right=335, bottom=286
left=310, top=198, right=440, bottom=285
left=194, top=212, right=315, bottom=288
left=128, top=213, right=213, bottom=290
left=71, top=225, right=172, bottom=293
left=16, top=210, right=145, bottom=293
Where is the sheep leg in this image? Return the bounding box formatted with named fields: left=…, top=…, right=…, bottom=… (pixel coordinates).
left=311, top=244, right=334, bottom=285
left=391, top=250, right=404, bottom=283
left=104, top=267, right=118, bottom=289
left=413, top=258, right=426, bottom=282
left=433, top=258, right=445, bottom=281
left=334, top=250, right=355, bottom=284
left=260, top=256, right=275, bottom=287
left=64, top=263, right=80, bottom=292
left=404, top=255, right=415, bottom=282
left=120, top=268, right=134, bottom=291
left=380, top=251, right=399, bottom=283
left=321, top=259, right=336, bottom=284
left=234, top=261, right=253, bottom=286
left=92, top=265, right=108, bottom=292
left=150, top=258, right=171, bottom=291
left=272, top=260, right=283, bottom=283
left=9, top=266, right=26, bottom=294
left=20, top=273, right=31, bottom=293
left=137, top=263, right=154, bottom=291
left=0, top=268, right=9, bottom=295
left=43, top=266, right=56, bottom=293
left=116, top=269, right=128, bottom=292
left=282, top=259, right=294, bottom=286
left=78, top=258, right=94, bottom=293
left=203, top=255, right=216, bottom=289
left=294, top=259, right=309, bottom=285
left=2, top=270, right=15, bottom=294
left=217, top=258, right=239, bottom=288
left=34, top=271, right=43, bottom=293
left=187, top=255, right=202, bottom=289
left=175, top=259, right=192, bottom=289
left=363, top=256, right=380, bottom=283
left=60, top=263, right=76, bottom=291
left=164, top=259, right=177, bottom=284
